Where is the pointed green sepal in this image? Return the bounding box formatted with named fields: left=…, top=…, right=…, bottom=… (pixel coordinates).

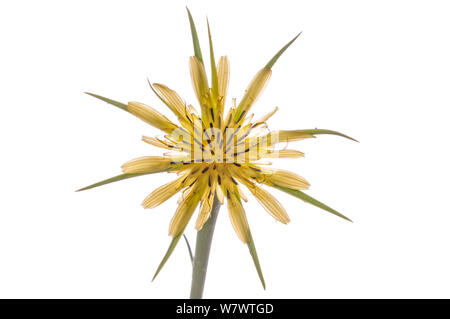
left=207, top=18, right=218, bottom=99
left=152, top=234, right=183, bottom=281
left=295, top=129, right=358, bottom=142
left=233, top=190, right=265, bottom=289
left=84, top=92, right=127, bottom=111
left=76, top=168, right=171, bottom=192
left=76, top=173, right=146, bottom=192
left=183, top=234, right=194, bottom=264
left=247, top=231, right=266, bottom=289
left=186, top=8, right=204, bottom=64
left=265, top=32, right=302, bottom=70
left=274, top=185, right=352, bottom=222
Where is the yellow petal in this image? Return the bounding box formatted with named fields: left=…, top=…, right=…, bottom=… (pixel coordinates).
left=169, top=186, right=203, bottom=237
left=187, top=104, right=200, bottom=119
left=142, top=174, right=187, bottom=209
left=254, top=130, right=314, bottom=149
left=265, top=169, right=310, bottom=190
left=227, top=190, right=250, bottom=243
left=216, top=183, right=225, bottom=204
left=254, top=106, right=278, bottom=125
left=127, top=102, right=178, bottom=133
left=248, top=183, right=290, bottom=224
left=189, top=56, right=209, bottom=107
left=234, top=68, right=272, bottom=123
left=275, top=130, right=315, bottom=143
left=121, top=156, right=172, bottom=174
left=142, top=136, right=174, bottom=150
left=217, top=56, right=229, bottom=112
left=237, top=185, right=248, bottom=202
left=196, top=190, right=215, bottom=231
left=152, top=83, right=187, bottom=120
left=261, top=149, right=305, bottom=159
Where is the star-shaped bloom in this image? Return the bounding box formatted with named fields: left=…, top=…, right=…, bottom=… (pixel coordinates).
left=78, top=10, right=356, bottom=288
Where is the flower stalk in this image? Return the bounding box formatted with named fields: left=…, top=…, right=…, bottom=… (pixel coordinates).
left=190, top=196, right=220, bottom=299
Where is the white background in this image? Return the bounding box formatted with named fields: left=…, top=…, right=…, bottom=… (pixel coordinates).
left=1, top=0, right=449, bottom=298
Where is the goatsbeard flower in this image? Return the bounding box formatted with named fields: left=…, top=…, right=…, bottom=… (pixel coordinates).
left=78, top=10, right=356, bottom=290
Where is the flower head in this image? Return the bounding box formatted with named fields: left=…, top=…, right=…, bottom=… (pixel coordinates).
left=78, top=9, right=356, bottom=288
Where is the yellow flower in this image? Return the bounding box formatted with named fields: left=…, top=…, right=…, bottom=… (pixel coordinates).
left=78, top=10, right=356, bottom=289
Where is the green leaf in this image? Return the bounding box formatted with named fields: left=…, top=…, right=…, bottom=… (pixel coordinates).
left=265, top=32, right=302, bottom=69
left=186, top=7, right=204, bottom=64
left=247, top=231, right=266, bottom=289
left=293, top=129, right=359, bottom=142
left=76, top=173, right=147, bottom=192
left=84, top=92, right=127, bottom=111
left=274, top=184, right=352, bottom=222
left=207, top=18, right=218, bottom=99
left=152, top=234, right=183, bottom=281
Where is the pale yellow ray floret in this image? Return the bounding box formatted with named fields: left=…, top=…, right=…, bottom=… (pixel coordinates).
left=189, top=57, right=210, bottom=112
left=196, top=186, right=216, bottom=231
left=127, top=102, right=178, bottom=133
left=237, top=185, right=248, bottom=202
left=261, top=149, right=305, bottom=159
left=234, top=68, right=272, bottom=125
left=121, top=156, right=174, bottom=174
left=262, top=168, right=310, bottom=190
left=253, top=106, right=278, bottom=127
left=142, top=172, right=189, bottom=209
left=242, top=178, right=290, bottom=224
left=152, top=83, right=189, bottom=122
left=227, top=188, right=251, bottom=243
left=142, top=136, right=175, bottom=150
left=215, top=181, right=225, bottom=204
left=169, top=180, right=205, bottom=237
left=216, top=56, right=229, bottom=113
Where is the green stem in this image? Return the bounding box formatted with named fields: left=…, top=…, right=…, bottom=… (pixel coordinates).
left=190, top=196, right=220, bottom=299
